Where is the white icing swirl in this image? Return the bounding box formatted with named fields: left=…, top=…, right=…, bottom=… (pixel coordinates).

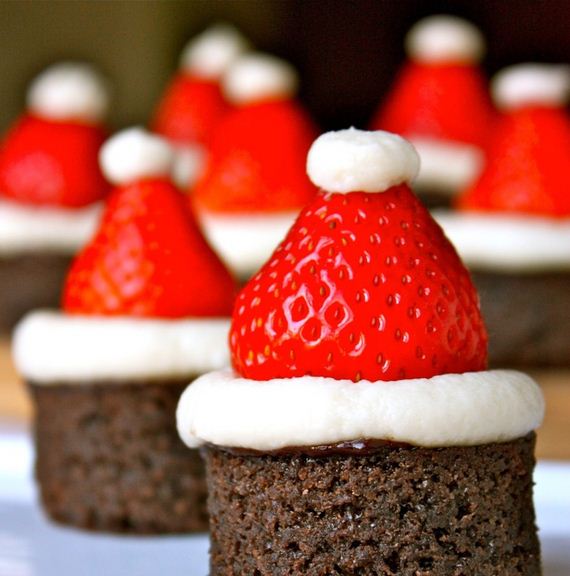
left=13, top=311, right=230, bottom=383
left=100, top=128, right=174, bottom=185
left=306, top=129, right=420, bottom=194
left=492, top=63, right=570, bottom=110
left=172, top=144, right=206, bottom=188
left=27, top=63, right=109, bottom=123
left=0, top=199, right=101, bottom=255
left=179, top=23, right=250, bottom=79
left=198, top=210, right=298, bottom=279
left=177, top=369, right=544, bottom=450
left=405, top=15, right=485, bottom=63
left=434, top=211, right=570, bottom=272
left=412, top=137, right=483, bottom=194
left=223, top=53, right=298, bottom=105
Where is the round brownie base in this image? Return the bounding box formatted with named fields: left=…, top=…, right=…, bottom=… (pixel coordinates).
left=473, top=270, right=570, bottom=368
left=29, top=379, right=208, bottom=534
left=0, top=253, right=72, bottom=333
left=204, top=434, right=540, bottom=575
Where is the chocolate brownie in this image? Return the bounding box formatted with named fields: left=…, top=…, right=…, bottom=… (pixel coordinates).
left=473, top=271, right=570, bottom=367
left=0, top=253, right=71, bottom=333
left=205, top=434, right=540, bottom=575
left=30, top=379, right=208, bottom=534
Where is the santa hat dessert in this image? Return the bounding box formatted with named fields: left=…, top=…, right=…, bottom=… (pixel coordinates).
left=0, top=63, right=111, bottom=331
left=370, top=15, right=494, bottom=206
left=437, top=63, right=570, bottom=367
left=177, top=129, right=544, bottom=574
left=13, top=128, right=237, bottom=533
left=193, top=51, right=318, bottom=280
left=152, top=23, right=250, bottom=187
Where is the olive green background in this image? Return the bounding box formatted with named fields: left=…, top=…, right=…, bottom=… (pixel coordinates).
left=0, top=0, right=568, bottom=134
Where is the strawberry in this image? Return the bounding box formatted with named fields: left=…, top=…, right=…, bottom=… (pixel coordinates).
left=0, top=115, right=110, bottom=208
left=371, top=63, right=494, bottom=147
left=63, top=178, right=237, bottom=317
left=230, top=185, right=487, bottom=382
left=152, top=76, right=229, bottom=147
left=458, top=106, right=570, bottom=217
left=193, top=100, right=318, bottom=212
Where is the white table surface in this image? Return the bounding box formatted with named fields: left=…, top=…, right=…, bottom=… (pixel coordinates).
left=1, top=425, right=569, bottom=576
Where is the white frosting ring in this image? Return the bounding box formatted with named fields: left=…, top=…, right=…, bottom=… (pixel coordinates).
left=412, top=137, right=484, bottom=193
left=405, top=15, right=485, bottom=63
left=492, top=63, right=570, bottom=109
left=100, top=128, right=175, bottom=185
left=27, top=63, right=109, bottom=123
left=434, top=211, right=570, bottom=272
left=179, top=23, right=250, bottom=79
left=198, top=210, right=299, bottom=279
left=223, top=53, right=298, bottom=105
left=13, top=311, right=230, bottom=383
left=177, top=369, right=544, bottom=450
left=0, top=200, right=101, bottom=255
left=307, top=128, right=420, bottom=194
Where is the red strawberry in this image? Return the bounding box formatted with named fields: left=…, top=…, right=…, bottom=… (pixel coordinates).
left=458, top=106, right=570, bottom=217
left=230, top=185, right=487, bottom=382
left=64, top=178, right=237, bottom=317
left=193, top=100, right=318, bottom=212
left=152, top=76, right=229, bottom=147
left=0, top=115, right=110, bottom=208
left=371, top=63, right=494, bottom=147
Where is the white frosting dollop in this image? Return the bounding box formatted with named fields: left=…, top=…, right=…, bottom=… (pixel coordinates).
left=14, top=311, right=230, bottom=383
left=198, top=211, right=298, bottom=279
left=27, top=63, right=109, bottom=123
left=434, top=211, right=570, bottom=272
left=177, top=369, right=544, bottom=450
left=100, top=128, right=175, bottom=185
left=223, top=53, right=298, bottom=105
left=412, top=137, right=484, bottom=194
left=405, top=15, right=485, bottom=63
left=179, top=23, right=250, bottom=79
left=306, top=128, right=420, bottom=194
left=492, top=63, right=570, bottom=110
left=172, top=144, right=206, bottom=188
left=0, top=199, right=101, bottom=255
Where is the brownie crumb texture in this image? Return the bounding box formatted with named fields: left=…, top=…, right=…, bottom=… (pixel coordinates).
left=0, top=253, right=71, bottom=333
left=205, top=434, right=540, bottom=576
left=31, top=380, right=208, bottom=534
left=474, top=270, right=570, bottom=368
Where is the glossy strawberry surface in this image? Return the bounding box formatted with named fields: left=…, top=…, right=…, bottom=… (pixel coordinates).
left=64, top=178, right=237, bottom=317
left=152, top=75, right=229, bottom=146
left=193, top=100, right=318, bottom=212
left=231, top=185, right=487, bottom=382
left=371, top=63, right=494, bottom=146
left=0, top=115, right=110, bottom=208
left=458, top=106, right=570, bottom=216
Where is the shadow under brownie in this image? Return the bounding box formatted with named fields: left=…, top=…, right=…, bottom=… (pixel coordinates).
left=30, top=379, right=207, bottom=534
left=205, top=435, right=540, bottom=576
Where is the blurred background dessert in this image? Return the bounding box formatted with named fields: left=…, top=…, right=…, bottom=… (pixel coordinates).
left=0, top=63, right=110, bottom=331
left=436, top=63, right=570, bottom=368
left=193, top=51, right=318, bottom=281
left=370, top=15, right=494, bottom=207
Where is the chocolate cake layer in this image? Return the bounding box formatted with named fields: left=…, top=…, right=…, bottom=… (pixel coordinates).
left=415, top=186, right=454, bottom=210
left=0, top=253, right=72, bottom=333
left=30, top=379, right=207, bottom=534
left=473, top=270, right=570, bottom=367
left=205, top=434, right=540, bottom=575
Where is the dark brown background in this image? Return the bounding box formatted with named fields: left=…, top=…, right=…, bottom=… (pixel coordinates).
left=0, top=0, right=568, bottom=133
